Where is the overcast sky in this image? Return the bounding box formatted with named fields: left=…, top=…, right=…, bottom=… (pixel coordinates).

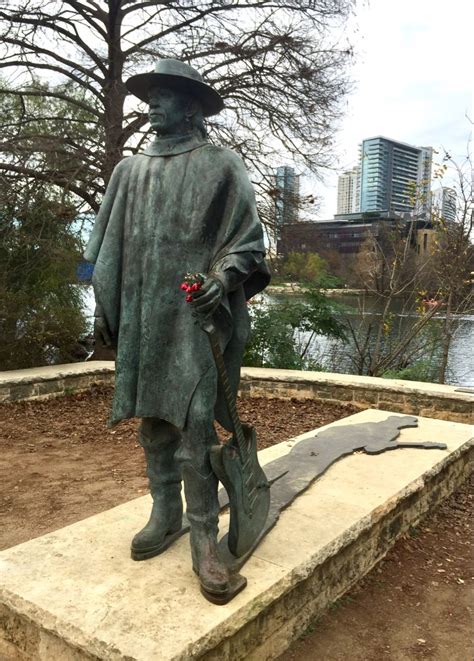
left=313, top=0, right=473, bottom=219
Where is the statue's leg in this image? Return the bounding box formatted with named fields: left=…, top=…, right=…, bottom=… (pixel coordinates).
left=176, top=371, right=229, bottom=597
left=131, top=418, right=183, bottom=561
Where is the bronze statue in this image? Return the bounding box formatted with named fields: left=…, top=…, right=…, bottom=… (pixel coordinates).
left=85, top=59, right=270, bottom=603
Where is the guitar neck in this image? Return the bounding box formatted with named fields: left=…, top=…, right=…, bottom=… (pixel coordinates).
left=203, top=320, right=248, bottom=459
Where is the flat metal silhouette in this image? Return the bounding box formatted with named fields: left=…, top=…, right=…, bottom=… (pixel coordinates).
left=159, top=415, right=446, bottom=571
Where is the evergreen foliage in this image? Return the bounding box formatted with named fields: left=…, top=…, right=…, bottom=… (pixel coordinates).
left=0, top=179, right=87, bottom=369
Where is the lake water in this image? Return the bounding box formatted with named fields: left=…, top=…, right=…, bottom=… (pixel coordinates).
left=82, top=286, right=474, bottom=387
left=264, top=292, right=474, bottom=387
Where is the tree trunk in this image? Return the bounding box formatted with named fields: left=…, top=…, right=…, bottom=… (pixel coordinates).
left=368, top=295, right=392, bottom=376
left=102, top=0, right=127, bottom=185
left=103, top=84, right=127, bottom=184
left=438, top=291, right=453, bottom=384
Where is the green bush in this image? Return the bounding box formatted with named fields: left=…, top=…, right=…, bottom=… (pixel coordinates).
left=243, top=288, right=346, bottom=370
left=382, top=361, right=439, bottom=382
left=281, top=251, right=341, bottom=288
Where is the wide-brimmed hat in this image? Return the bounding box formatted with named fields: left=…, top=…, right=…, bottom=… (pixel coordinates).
left=126, top=59, right=224, bottom=117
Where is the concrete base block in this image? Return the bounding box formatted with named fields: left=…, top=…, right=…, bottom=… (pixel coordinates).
left=0, top=410, right=472, bottom=660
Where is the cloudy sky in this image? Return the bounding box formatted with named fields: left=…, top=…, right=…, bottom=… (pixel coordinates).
left=314, top=0, right=472, bottom=219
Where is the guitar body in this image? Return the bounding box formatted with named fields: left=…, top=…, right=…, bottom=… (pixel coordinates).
left=211, top=424, right=270, bottom=558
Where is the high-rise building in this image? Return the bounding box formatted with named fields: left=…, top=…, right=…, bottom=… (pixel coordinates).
left=359, top=137, right=432, bottom=218
left=432, top=187, right=457, bottom=222
left=336, top=166, right=360, bottom=214
left=275, top=165, right=300, bottom=226
left=416, top=146, right=433, bottom=219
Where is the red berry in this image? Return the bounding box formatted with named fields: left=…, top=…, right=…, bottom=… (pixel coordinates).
left=185, top=294, right=193, bottom=303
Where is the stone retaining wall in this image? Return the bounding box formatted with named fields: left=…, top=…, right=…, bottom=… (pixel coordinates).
left=0, top=362, right=115, bottom=403
left=239, top=368, right=473, bottom=424
left=0, top=362, right=472, bottom=424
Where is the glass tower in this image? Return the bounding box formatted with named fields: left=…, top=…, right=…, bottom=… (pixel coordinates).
left=360, top=137, right=432, bottom=217
left=275, top=166, right=300, bottom=226
left=432, top=187, right=457, bottom=222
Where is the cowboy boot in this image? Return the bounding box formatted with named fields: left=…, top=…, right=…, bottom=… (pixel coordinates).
left=180, top=463, right=229, bottom=596
left=131, top=421, right=183, bottom=561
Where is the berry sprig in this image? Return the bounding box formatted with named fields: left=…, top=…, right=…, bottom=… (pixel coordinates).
left=180, top=272, right=206, bottom=302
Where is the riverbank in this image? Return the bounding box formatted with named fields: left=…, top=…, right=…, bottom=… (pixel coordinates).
left=258, top=286, right=474, bottom=387
left=266, top=283, right=365, bottom=296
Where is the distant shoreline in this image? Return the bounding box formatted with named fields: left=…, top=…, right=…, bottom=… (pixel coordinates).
left=265, top=284, right=367, bottom=297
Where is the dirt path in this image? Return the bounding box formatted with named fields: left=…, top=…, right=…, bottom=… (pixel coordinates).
left=279, top=474, right=473, bottom=661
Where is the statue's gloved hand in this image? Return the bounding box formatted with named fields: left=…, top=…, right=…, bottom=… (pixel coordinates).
left=94, top=315, right=113, bottom=347
left=190, top=275, right=224, bottom=315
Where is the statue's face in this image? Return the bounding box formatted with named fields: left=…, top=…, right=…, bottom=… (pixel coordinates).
left=148, top=86, right=190, bottom=136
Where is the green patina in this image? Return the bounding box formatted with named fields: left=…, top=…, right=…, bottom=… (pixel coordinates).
left=85, top=133, right=269, bottom=429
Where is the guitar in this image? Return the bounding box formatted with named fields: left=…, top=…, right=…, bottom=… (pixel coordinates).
left=200, top=316, right=270, bottom=558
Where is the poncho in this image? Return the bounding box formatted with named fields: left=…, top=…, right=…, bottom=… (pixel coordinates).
left=84, top=134, right=269, bottom=429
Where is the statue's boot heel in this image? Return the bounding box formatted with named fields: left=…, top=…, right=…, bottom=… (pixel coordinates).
left=200, top=572, right=247, bottom=605
left=182, top=463, right=247, bottom=604
left=192, top=550, right=247, bottom=605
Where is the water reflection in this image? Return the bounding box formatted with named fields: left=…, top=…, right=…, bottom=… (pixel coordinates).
left=83, top=285, right=473, bottom=386
left=261, top=292, right=474, bottom=387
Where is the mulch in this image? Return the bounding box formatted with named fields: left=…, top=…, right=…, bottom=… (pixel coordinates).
left=0, top=385, right=358, bottom=550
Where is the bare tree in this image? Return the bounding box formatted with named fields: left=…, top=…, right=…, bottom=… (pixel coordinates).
left=428, top=147, right=474, bottom=383
left=346, top=220, right=441, bottom=377
left=0, top=0, right=354, bottom=229
left=344, top=141, right=474, bottom=384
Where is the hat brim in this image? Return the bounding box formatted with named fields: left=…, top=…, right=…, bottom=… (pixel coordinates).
left=126, top=72, right=224, bottom=117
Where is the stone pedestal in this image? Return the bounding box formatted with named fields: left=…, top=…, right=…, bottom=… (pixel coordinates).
left=1, top=410, right=472, bottom=660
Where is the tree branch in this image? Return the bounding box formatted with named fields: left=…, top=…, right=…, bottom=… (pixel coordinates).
left=0, top=88, right=101, bottom=118
left=0, top=162, right=100, bottom=212
left=2, top=37, right=104, bottom=84
left=63, top=0, right=108, bottom=39
left=0, top=9, right=107, bottom=73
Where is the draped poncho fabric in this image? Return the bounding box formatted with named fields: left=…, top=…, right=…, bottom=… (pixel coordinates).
left=84, top=137, right=269, bottom=429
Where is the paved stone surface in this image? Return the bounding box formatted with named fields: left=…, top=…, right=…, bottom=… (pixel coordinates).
left=0, top=409, right=472, bottom=660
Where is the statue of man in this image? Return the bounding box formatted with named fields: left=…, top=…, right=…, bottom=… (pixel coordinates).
left=85, top=59, right=269, bottom=601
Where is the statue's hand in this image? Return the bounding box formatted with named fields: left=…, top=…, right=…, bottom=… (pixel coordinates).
left=190, top=276, right=224, bottom=315
left=94, top=315, right=113, bottom=347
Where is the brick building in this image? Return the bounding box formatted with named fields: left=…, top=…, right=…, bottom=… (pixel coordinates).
left=277, top=220, right=378, bottom=256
